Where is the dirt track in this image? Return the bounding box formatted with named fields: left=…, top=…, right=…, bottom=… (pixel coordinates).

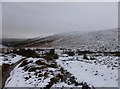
left=2, top=58, right=25, bottom=89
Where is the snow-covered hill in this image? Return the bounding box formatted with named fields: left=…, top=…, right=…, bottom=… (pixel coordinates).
left=52, top=28, right=119, bottom=52
left=21, top=28, right=119, bottom=52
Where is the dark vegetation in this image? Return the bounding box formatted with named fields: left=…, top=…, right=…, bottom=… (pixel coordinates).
left=1, top=38, right=26, bottom=47
left=28, top=66, right=48, bottom=72
left=8, top=35, right=59, bottom=47
left=76, top=50, right=96, bottom=55
left=67, top=51, right=75, bottom=56
left=43, top=49, right=58, bottom=61
left=83, top=54, right=89, bottom=60
left=76, top=49, right=120, bottom=56
left=35, top=60, right=58, bottom=68
left=63, top=50, right=75, bottom=56
left=19, top=60, right=33, bottom=67
left=13, top=48, right=40, bottom=58
left=12, top=48, right=59, bottom=61
left=20, top=59, right=58, bottom=73
left=61, top=49, right=120, bottom=57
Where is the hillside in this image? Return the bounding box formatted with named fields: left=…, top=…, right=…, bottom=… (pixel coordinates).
left=14, top=28, right=119, bottom=52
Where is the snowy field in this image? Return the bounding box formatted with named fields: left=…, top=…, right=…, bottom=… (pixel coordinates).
left=5, top=57, right=73, bottom=87
left=0, top=48, right=118, bottom=88
left=5, top=58, right=53, bottom=87
left=4, top=54, right=118, bottom=87
left=57, top=56, right=118, bottom=87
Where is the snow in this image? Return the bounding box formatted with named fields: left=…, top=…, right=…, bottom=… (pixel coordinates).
left=52, top=29, right=118, bottom=52
left=5, top=65, right=28, bottom=87
left=3, top=49, right=119, bottom=87
left=26, top=57, right=40, bottom=63
left=5, top=57, right=61, bottom=87
left=52, top=82, right=75, bottom=87
left=56, top=56, right=118, bottom=87
left=5, top=60, right=51, bottom=87
left=0, top=54, right=23, bottom=65
left=9, top=55, right=23, bottom=63
left=24, top=28, right=119, bottom=52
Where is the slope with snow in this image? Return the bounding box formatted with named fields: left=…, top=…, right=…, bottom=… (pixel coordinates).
left=18, top=28, right=119, bottom=52
left=53, top=29, right=118, bottom=52
left=5, top=57, right=71, bottom=87
left=56, top=54, right=118, bottom=87
left=5, top=58, right=53, bottom=87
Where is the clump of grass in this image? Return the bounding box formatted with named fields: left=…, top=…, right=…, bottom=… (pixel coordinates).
left=28, top=65, right=47, bottom=72
left=64, top=51, right=75, bottom=56
left=19, top=60, right=28, bottom=67
left=35, top=60, right=46, bottom=65
left=38, top=73, right=44, bottom=77
left=43, top=49, right=58, bottom=61
left=50, top=76, right=60, bottom=84
left=44, top=72, right=48, bottom=77
left=83, top=54, right=89, bottom=60
left=23, top=65, right=30, bottom=71
left=60, top=67, right=64, bottom=74
left=19, top=60, right=33, bottom=68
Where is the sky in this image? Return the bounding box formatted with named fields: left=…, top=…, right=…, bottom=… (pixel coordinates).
left=2, top=2, right=118, bottom=38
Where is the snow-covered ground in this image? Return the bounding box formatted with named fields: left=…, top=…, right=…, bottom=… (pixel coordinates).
left=0, top=54, right=23, bottom=65
left=5, top=58, right=61, bottom=87
left=3, top=51, right=119, bottom=88
left=56, top=55, right=118, bottom=87
left=5, top=57, right=82, bottom=87
left=5, top=61, right=52, bottom=87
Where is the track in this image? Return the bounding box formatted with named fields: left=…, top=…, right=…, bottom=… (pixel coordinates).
left=2, top=58, right=26, bottom=88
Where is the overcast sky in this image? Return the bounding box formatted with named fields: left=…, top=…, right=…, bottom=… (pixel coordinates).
left=2, top=2, right=118, bottom=38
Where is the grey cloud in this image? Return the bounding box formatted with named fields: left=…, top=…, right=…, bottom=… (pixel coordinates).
left=2, top=2, right=118, bottom=38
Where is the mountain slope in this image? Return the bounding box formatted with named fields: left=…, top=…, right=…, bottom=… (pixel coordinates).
left=52, top=28, right=119, bottom=52
left=17, top=28, right=119, bottom=52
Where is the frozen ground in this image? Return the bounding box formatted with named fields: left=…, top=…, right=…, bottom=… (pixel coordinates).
left=56, top=55, right=118, bottom=87
left=5, top=61, right=52, bottom=87
left=4, top=53, right=118, bottom=88
left=5, top=57, right=81, bottom=87
left=5, top=58, right=62, bottom=87
left=0, top=54, right=23, bottom=65
left=57, top=61, right=118, bottom=87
